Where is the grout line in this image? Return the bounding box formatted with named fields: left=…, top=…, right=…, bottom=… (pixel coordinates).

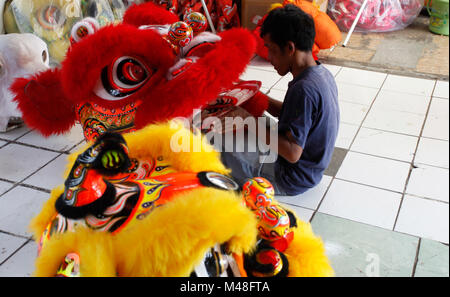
left=333, top=177, right=404, bottom=195
left=9, top=140, right=77, bottom=154
left=411, top=238, right=422, bottom=277
left=311, top=211, right=425, bottom=241
left=345, top=150, right=414, bottom=165
left=392, top=81, right=438, bottom=231
left=332, top=65, right=343, bottom=78
left=310, top=176, right=336, bottom=223
left=0, top=230, right=31, bottom=240
left=0, top=129, right=33, bottom=143
left=17, top=183, right=51, bottom=194
left=267, top=76, right=285, bottom=94
left=0, top=238, right=33, bottom=267
left=346, top=75, right=389, bottom=150
left=0, top=152, right=65, bottom=199
left=333, top=176, right=448, bottom=204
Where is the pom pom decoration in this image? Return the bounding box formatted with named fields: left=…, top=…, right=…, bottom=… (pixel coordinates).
left=184, top=11, right=208, bottom=34
left=167, top=21, right=193, bottom=48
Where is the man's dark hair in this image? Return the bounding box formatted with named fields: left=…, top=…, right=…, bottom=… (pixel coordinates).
left=260, top=4, right=315, bottom=52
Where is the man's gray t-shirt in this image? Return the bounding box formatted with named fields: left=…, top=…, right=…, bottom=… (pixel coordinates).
left=276, top=63, right=339, bottom=195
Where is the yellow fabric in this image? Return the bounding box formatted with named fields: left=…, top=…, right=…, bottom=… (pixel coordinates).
left=30, top=121, right=334, bottom=277
left=33, top=188, right=257, bottom=277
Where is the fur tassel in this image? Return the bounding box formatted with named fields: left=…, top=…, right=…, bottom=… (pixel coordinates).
left=240, top=91, right=270, bottom=117
left=122, top=1, right=179, bottom=27
left=10, top=69, right=76, bottom=136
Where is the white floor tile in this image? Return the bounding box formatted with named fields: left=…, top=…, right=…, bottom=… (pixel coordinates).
left=336, top=151, right=411, bottom=192
left=0, top=181, right=14, bottom=196
left=351, top=128, right=418, bottom=162
left=0, top=140, right=6, bottom=147
left=323, top=64, right=342, bottom=77
left=433, top=80, right=449, bottom=99
left=337, top=82, right=379, bottom=106
left=363, top=108, right=426, bottom=136
left=0, top=186, right=49, bottom=237
left=266, top=88, right=286, bottom=101
left=271, top=73, right=293, bottom=91
left=382, top=75, right=436, bottom=97
left=240, top=67, right=282, bottom=89
left=406, top=165, right=449, bottom=203
left=16, top=125, right=84, bottom=152
left=395, top=195, right=449, bottom=244
left=0, top=241, right=36, bottom=277
left=0, top=144, right=59, bottom=182
left=372, top=90, right=431, bottom=115
left=422, top=98, right=449, bottom=140
left=277, top=175, right=333, bottom=210
left=339, top=101, right=370, bottom=125
left=319, top=179, right=402, bottom=229
left=335, top=123, right=359, bottom=149
left=415, top=137, right=449, bottom=168
left=69, top=140, right=87, bottom=154
left=335, top=67, right=387, bottom=89
left=248, top=55, right=276, bottom=72
left=0, top=126, right=31, bottom=141
left=0, top=233, right=28, bottom=264
left=280, top=204, right=314, bottom=222
left=260, top=86, right=270, bottom=94
left=23, top=154, right=70, bottom=190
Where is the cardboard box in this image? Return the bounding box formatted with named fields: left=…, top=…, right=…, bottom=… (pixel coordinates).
left=240, top=0, right=329, bottom=31
left=241, top=0, right=283, bottom=30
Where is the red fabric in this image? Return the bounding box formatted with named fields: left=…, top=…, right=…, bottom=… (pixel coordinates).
left=11, top=2, right=257, bottom=136
left=240, top=91, right=269, bottom=117
left=123, top=1, right=179, bottom=27
left=11, top=69, right=77, bottom=136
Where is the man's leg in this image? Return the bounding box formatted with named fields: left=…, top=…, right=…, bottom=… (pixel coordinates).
left=257, top=161, right=289, bottom=196
left=220, top=150, right=260, bottom=188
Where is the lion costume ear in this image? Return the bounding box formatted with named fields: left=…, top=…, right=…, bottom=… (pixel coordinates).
left=122, top=2, right=179, bottom=27
left=11, top=68, right=76, bottom=136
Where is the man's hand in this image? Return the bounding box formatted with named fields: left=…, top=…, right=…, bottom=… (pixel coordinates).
left=210, top=106, right=254, bottom=134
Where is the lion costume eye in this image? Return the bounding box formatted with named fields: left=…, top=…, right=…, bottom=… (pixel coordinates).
left=94, top=56, right=152, bottom=101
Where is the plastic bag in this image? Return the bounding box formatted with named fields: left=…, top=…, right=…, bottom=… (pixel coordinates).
left=327, top=0, right=424, bottom=32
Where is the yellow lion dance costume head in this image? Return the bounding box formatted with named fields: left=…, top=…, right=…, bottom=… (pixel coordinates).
left=30, top=121, right=333, bottom=277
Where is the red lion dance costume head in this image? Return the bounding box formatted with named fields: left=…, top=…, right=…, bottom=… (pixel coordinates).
left=12, top=1, right=267, bottom=142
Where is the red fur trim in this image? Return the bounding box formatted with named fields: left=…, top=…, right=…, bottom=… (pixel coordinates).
left=134, top=28, right=257, bottom=128
left=60, top=24, right=175, bottom=109
left=123, top=2, right=179, bottom=27
left=10, top=69, right=76, bottom=136
left=240, top=91, right=269, bottom=117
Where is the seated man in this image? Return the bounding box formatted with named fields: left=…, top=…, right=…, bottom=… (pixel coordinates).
left=220, top=4, right=340, bottom=196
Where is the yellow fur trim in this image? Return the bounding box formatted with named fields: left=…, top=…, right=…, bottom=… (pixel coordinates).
left=33, top=188, right=256, bottom=276
left=34, top=227, right=117, bottom=277
left=70, top=121, right=229, bottom=175
left=124, top=121, right=230, bottom=174
left=114, top=188, right=256, bottom=276
left=285, top=221, right=334, bottom=277
left=281, top=204, right=334, bottom=277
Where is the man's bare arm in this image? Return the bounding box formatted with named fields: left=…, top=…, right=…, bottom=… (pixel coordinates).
left=266, top=97, right=283, bottom=118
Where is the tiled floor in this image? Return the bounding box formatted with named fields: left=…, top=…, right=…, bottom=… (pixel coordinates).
left=0, top=56, right=448, bottom=277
